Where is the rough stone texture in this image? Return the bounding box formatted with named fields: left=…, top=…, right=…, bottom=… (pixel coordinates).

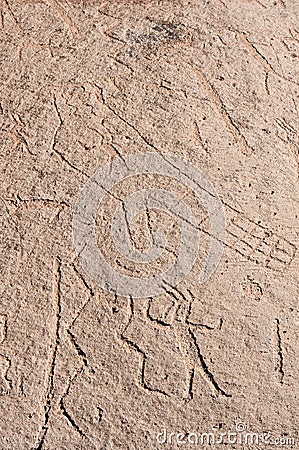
left=0, top=0, right=298, bottom=449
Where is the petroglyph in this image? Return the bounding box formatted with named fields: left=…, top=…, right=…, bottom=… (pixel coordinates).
left=0, top=1, right=298, bottom=448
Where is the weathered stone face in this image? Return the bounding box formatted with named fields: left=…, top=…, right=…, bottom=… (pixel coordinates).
left=0, top=0, right=298, bottom=449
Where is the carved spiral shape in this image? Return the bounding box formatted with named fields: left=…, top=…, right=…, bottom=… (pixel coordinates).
left=72, top=152, right=225, bottom=298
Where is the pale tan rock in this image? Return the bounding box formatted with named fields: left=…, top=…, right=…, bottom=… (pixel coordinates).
left=0, top=0, right=298, bottom=449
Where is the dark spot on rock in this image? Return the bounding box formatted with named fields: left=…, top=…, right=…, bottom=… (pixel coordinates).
left=123, top=20, right=188, bottom=57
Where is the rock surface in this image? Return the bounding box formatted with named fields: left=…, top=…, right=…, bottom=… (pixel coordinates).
left=0, top=0, right=298, bottom=449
